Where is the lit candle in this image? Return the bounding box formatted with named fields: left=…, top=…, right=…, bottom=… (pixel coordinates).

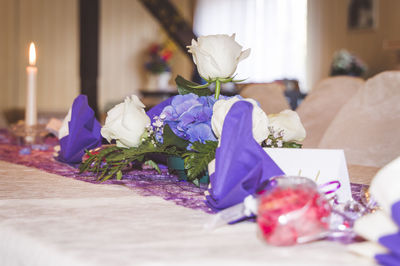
left=25, top=42, right=38, bottom=127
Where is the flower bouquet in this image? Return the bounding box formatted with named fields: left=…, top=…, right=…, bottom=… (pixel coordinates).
left=144, top=40, right=176, bottom=90
left=330, top=49, right=367, bottom=77
left=59, top=34, right=371, bottom=246
left=79, top=34, right=306, bottom=186
left=144, top=41, right=174, bottom=74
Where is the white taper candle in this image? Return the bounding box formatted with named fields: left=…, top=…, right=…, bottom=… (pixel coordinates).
left=25, top=42, right=37, bottom=127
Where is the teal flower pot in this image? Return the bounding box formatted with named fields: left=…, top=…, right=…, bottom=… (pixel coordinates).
left=167, top=156, right=209, bottom=185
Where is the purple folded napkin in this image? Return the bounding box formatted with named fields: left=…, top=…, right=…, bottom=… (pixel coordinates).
left=206, top=101, right=284, bottom=211
left=146, top=97, right=173, bottom=125
left=58, top=95, right=102, bottom=165
left=376, top=201, right=400, bottom=266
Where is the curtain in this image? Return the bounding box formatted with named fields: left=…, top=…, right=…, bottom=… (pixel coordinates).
left=193, top=0, right=308, bottom=90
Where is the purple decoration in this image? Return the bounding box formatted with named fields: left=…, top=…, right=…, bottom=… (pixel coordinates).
left=146, top=97, right=173, bottom=125
left=19, top=147, right=31, bottom=155
left=375, top=252, right=400, bottom=266
left=32, top=144, right=49, bottom=151
left=0, top=129, right=371, bottom=219
left=376, top=201, right=400, bottom=265
left=206, top=101, right=284, bottom=211
left=156, top=93, right=227, bottom=144
left=0, top=129, right=212, bottom=213
left=351, top=183, right=369, bottom=204
left=58, top=95, right=102, bottom=165
left=392, top=201, right=400, bottom=227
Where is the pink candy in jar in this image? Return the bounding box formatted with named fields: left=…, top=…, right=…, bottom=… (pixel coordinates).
left=257, top=176, right=331, bottom=246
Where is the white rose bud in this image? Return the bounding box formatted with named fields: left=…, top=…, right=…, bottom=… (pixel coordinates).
left=101, top=95, right=151, bottom=148
left=211, top=96, right=269, bottom=144
left=268, top=110, right=306, bottom=142
left=187, top=34, right=250, bottom=80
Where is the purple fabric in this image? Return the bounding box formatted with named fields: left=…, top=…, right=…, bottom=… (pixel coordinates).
left=351, top=183, right=368, bottom=204
left=0, top=129, right=369, bottom=216
left=206, top=101, right=284, bottom=211
left=0, top=129, right=212, bottom=213
left=146, top=97, right=172, bottom=125
left=392, top=201, right=400, bottom=227
left=58, top=95, right=102, bottom=165
left=375, top=253, right=400, bottom=266
left=376, top=201, right=400, bottom=265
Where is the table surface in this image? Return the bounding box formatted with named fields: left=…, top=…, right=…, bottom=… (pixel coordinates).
left=0, top=160, right=376, bottom=266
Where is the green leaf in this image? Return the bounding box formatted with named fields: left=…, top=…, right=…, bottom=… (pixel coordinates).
left=192, top=179, right=200, bottom=187
left=175, top=75, right=212, bottom=96
left=183, top=140, right=218, bottom=181
left=79, top=131, right=185, bottom=181
left=162, top=124, right=190, bottom=151
left=283, top=142, right=303, bottom=148
left=116, top=170, right=122, bottom=180
left=144, top=160, right=161, bottom=174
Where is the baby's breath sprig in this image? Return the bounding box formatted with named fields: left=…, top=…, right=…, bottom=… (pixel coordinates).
left=262, top=127, right=302, bottom=149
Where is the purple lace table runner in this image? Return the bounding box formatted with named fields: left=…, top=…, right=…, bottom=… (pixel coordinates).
left=0, top=129, right=212, bottom=213
left=0, top=129, right=367, bottom=213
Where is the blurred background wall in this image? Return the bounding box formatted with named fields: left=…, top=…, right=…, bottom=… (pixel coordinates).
left=0, top=0, right=79, bottom=116
left=307, top=0, right=400, bottom=90
left=0, top=0, right=193, bottom=120
left=0, top=0, right=399, bottom=121
left=99, top=0, right=193, bottom=112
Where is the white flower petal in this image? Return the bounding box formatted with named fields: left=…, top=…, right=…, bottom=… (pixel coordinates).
left=370, top=156, right=400, bottom=214
left=211, top=96, right=269, bottom=144
left=353, top=210, right=398, bottom=242
left=187, top=34, right=250, bottom=79
left=238, top=48, right=251, bottom=62
left=101, top=95, right=150, bottom=148
left=268, top=110, right=306, bottom=142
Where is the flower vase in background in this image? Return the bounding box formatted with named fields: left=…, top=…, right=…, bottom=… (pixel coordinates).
left=157, top=71, right=172, bottom=90
left=147, top=72, right=172, bottom=91
left=144, top=41, right=175, bottom=91
left=330, top=49, right=367, bottom=77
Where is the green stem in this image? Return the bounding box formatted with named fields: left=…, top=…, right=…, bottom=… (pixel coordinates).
left=214, top=79, right=221, bottom=99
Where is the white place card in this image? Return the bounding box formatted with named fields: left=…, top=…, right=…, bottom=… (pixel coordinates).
left=264, top=148, right=352, bottom=202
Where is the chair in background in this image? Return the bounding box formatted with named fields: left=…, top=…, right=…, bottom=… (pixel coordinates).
left=319, top=71, right=400, bottom=168
left=239, top=82, right=290, bottom=114
left=296, top=76, right=364, bottom=148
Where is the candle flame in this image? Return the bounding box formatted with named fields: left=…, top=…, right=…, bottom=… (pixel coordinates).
left=29, top=42, right=36, bottom=65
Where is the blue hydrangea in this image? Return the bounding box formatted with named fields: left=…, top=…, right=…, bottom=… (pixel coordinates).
left=155, top=93, right=230, bottom=144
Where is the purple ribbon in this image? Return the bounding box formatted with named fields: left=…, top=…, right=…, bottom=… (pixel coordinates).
left=206, top=101, right=284, bottom=211
left=146, top=97, right=172, bottom=125
left=376, top=201, right=400, bottom=265
left=319, top=180, right=341, bottom=195
left=58, top=95, right=102, bottom=165
left=319, top=180, right=341, bottom=203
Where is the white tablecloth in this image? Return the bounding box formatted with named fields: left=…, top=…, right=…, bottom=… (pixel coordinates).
left=0, top=161, right=374, bottom=266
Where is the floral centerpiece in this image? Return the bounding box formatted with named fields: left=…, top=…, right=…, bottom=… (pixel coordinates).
left=79, top=34, right=306, bottom=185
left=145, top=41, right=174, bottom=74
left=144, top=40, right=176, bottom=90
left=330, top=49, right=367, bottom=77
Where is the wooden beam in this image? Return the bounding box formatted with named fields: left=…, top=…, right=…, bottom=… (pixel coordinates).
left=139, top=0, right=196, bottom=60
left=79, top=0, right=99, bottom=117
left=139, top=0, right=202, bottom=82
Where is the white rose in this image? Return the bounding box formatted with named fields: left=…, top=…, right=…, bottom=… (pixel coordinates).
left=211, top=96, right=269, bottom=144
left=187, top=34, right=250, bottom=80
left=268, top=110, right=306, bottom=142
left=101, top=95, right=150, bottom=148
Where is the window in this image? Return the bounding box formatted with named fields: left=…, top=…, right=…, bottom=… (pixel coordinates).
left=194, top=0, right=308, bottom=90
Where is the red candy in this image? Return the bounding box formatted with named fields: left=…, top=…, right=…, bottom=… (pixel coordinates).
left=257, top=176, right=331, bottom=246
